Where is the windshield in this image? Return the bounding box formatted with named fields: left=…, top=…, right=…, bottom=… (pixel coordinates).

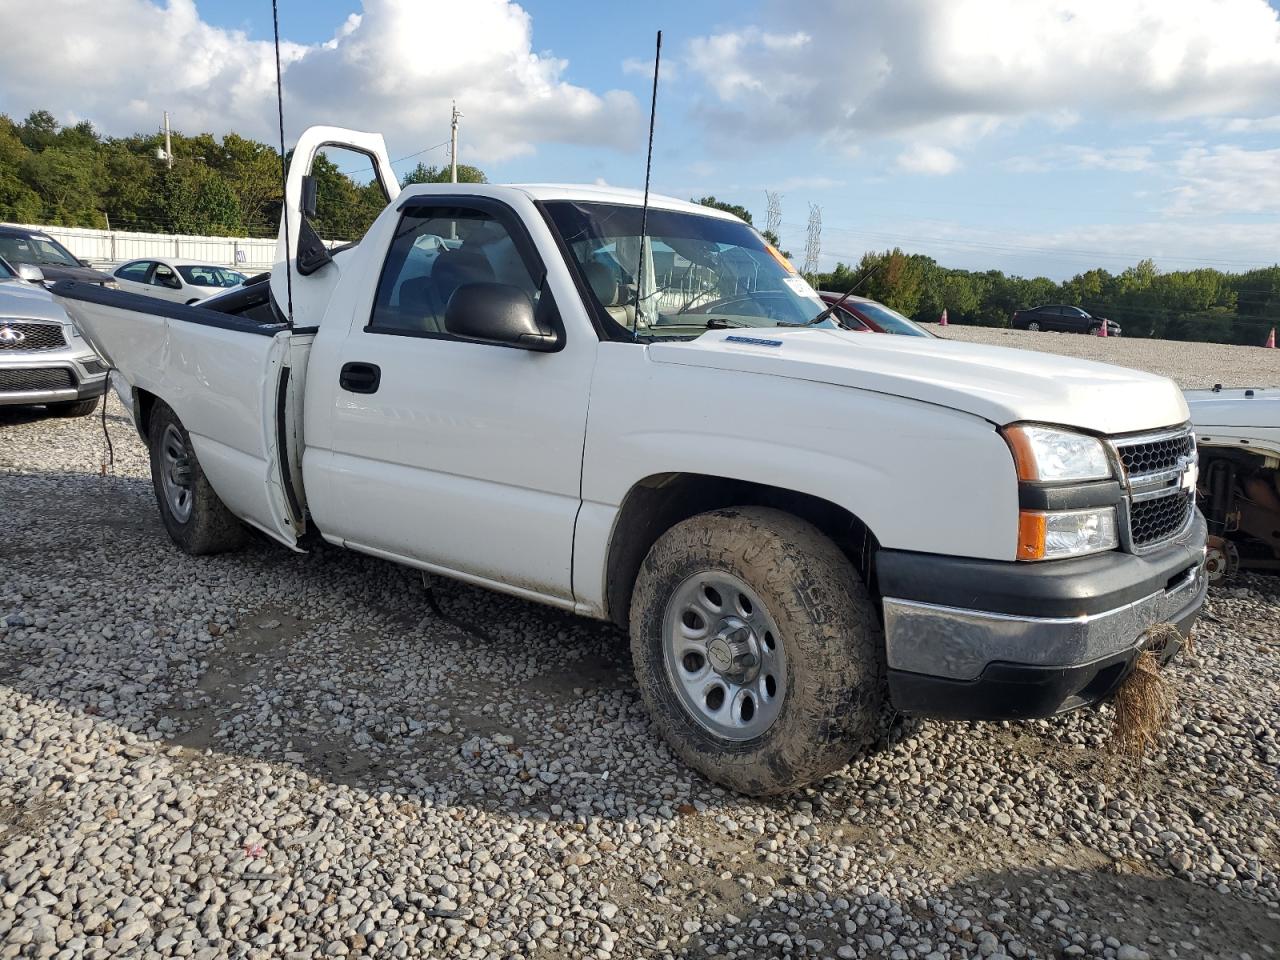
left=0, top=257, right=15, bottom=280
left=0, top=234, right=80, bottom=267
left=848, top=301, right=933, bottom=337
left=177, top=265, right=246, bottom=287
left=543, top=201, right=832, bottom=338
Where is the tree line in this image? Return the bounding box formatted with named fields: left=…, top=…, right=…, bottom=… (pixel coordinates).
left=810, top=249, right=1280, bottom=345
left=2, top=111, right=1274, bottom=344
left=0, top=109, right=483, bottom=242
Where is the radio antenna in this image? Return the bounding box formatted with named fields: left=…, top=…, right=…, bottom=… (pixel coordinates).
left=271, top=0, right=294, bottom=325
left=632, top=30, right=662, bottom=338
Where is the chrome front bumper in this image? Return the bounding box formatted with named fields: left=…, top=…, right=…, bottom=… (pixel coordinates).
left=883, top=559, right=1206, bottom=683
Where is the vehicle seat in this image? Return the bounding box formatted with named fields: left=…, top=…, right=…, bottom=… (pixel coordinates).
left=583, top=261, right=635, bottom=327
left=398, top=275, right=440, bottom=333
left=431, top=249, right=495, bottom=321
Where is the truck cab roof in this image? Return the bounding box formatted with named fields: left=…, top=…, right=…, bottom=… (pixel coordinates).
left=396, top=182, right=743, bottom=221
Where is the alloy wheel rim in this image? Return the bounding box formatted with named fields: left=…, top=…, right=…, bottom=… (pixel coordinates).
left=661, top=571, right=787, bottom=741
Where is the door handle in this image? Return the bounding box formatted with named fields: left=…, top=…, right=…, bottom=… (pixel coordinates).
left=339, top=361, right=381, bottom=394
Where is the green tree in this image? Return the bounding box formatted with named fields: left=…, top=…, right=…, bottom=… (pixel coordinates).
left=694, top=196, right=752, bottom=224
left=401, top=162, right=487, bottom=186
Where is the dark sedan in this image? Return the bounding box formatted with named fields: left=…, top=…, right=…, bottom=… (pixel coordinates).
left=1012, top=304, right=1121, bottom=336
left=0, top=225, right=115, bottom=286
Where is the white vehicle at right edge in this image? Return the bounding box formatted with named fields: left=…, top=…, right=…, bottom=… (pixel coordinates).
left=53, top=126, right=1207, bottom=797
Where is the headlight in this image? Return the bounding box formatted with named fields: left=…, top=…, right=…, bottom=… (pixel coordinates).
left=1003, top=425, right=1112, bottom=482
left=1018, top=507, right=1118, bottom=560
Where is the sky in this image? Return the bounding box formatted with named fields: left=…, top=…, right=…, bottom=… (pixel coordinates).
left=4, top=0, right=1280, bottom=280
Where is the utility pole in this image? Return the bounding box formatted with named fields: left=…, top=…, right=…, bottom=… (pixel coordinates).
left=803, top=203, right=822, bottom=276
left=163, top=111, right=173, bottom=170
left=449, top=101, right=461, bottom=183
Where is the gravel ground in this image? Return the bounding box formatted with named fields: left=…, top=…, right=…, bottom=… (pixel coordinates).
left=934, top=326, right=1279, bottom=389
left=2, top=359, right=1279, bottom=960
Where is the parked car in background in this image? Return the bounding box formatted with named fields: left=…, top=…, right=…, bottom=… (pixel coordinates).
left=819, top=292, right=934, bottom=337
left=0, top=256, right=108, bottom=417
left=1185, top=386, right=1280, bottom=583
left=1012, top=304, right=1120, bottom=336
left=0, top=224, right=116, bottom=286
left=112, top=259, right=247, bottom=304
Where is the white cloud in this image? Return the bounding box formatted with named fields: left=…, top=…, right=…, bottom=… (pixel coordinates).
left=685, top=0, right=1280, bottom=153
left=1169, top=145, right=1280, bottom=214
left=0, top=0, right=640, bottom=164
left=1006, top=144, right=1155, bottom=174
left=896, top=144, right=959, bottom=176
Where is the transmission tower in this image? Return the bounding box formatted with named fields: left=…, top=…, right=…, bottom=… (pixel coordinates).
left=765, top=191, right=782, bottom=241
left=803, top=203, right=822, bottom=275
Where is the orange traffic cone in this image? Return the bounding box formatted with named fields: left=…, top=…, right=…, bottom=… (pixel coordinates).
left=939, top=308, right=948, bottom=326
left=1097, top=320, right=1109, bottom=337
left=1267, top=327, right=1276, bottom=348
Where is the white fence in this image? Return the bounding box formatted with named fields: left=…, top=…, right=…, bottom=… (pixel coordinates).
left=6, top=223, right=279, bottom=272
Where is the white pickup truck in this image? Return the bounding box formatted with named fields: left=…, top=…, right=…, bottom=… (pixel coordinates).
left=54, top=127, right=1207, bottom=795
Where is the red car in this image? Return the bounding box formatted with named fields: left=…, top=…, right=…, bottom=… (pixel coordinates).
left=819, top=292, right=934, bottom=337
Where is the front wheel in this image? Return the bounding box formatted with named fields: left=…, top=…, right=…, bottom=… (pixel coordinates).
left=148, top=402, right=247, bottom=555
left=629, top=507, right=888, bottom=796
left=1026, top=321, right=1040, bottom=331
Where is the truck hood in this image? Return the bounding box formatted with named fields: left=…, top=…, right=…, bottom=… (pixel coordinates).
left=648, top=328, right=1189, bottom=435
left=0, top=278, right=70, bottom=324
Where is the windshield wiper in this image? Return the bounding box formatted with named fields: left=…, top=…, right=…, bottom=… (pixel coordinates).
left=704, top=317, right=750, bottom=329
left=799, top=264, right=880, bottom=326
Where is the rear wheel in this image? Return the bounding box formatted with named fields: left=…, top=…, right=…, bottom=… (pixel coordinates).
left=629, top=507, right=888, bottom=796
left=46, top=397, right=99, bottom=418
left=148, top=402, right=247, bottom=555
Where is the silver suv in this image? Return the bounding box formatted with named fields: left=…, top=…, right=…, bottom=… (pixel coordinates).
left=0, top=258, right=108, bottom=417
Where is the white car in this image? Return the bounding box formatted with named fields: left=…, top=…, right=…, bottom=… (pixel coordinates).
left=57, top=126, right=1207, bottom=797
left=111, top=259, right=246, bottom=305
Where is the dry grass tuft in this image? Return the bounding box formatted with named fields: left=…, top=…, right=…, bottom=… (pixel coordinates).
left=1110, top=630, right=1179, bottom=759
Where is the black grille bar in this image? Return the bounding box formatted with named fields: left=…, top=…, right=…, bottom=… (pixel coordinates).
left=0, top=368, right=75, bottom=392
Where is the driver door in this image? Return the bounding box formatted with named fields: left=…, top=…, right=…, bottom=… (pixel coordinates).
left=306, top=198, right=596, bottom=604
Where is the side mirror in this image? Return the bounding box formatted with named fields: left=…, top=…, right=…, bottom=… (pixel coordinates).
left=78, top=258, right=93, bottom=268
left=15, top=263, right=44, bottom=284
left=444, top=282, right=560, bottom=351
left=300, top=175, right=318, bottom=219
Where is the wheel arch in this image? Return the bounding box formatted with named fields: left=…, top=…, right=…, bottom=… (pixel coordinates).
left=132, top=386, right=159, bottom=442
left=601, top=471, right=879, bottom=628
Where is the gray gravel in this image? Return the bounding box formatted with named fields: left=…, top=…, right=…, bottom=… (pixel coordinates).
left=1, top=379, right=1278, bottom=960
left=935, top=325, right=1280, bottom=389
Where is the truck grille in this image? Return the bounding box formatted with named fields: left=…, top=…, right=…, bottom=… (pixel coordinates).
left=1129, top=492, right=1195, bottom=548
left=1112, top=425, right=1197, bottom=552
left=1116, top=431, right=1195, bottom=476
left=0, top=321, right=66, bottom=351
left=0, top=368, right=75, bottom=392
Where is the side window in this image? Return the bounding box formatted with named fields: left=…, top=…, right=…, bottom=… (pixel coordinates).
left=152, top=263, right=181, bottom=288
left=115, top=261, right=150, bottom=281
left=368, top=206, right=542, bottom=336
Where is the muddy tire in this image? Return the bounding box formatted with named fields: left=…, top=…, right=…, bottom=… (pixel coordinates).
left=148, top=401, right=247, bottom=555
left=46, top=397, right=99, bottom=418
left=629, top=507, right=887, bottom=796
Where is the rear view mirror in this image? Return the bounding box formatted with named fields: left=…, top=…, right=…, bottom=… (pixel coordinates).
left=15, top=263, right=44, bottom=284
left=300, top=175, right=318, bottom=219
left=444, top=282, right=560, bottom=351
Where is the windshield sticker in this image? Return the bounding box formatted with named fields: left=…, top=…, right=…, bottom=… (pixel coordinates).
left=725, top=335, right=783, bottom=347
left=782, top=276, right=818, bottom=298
